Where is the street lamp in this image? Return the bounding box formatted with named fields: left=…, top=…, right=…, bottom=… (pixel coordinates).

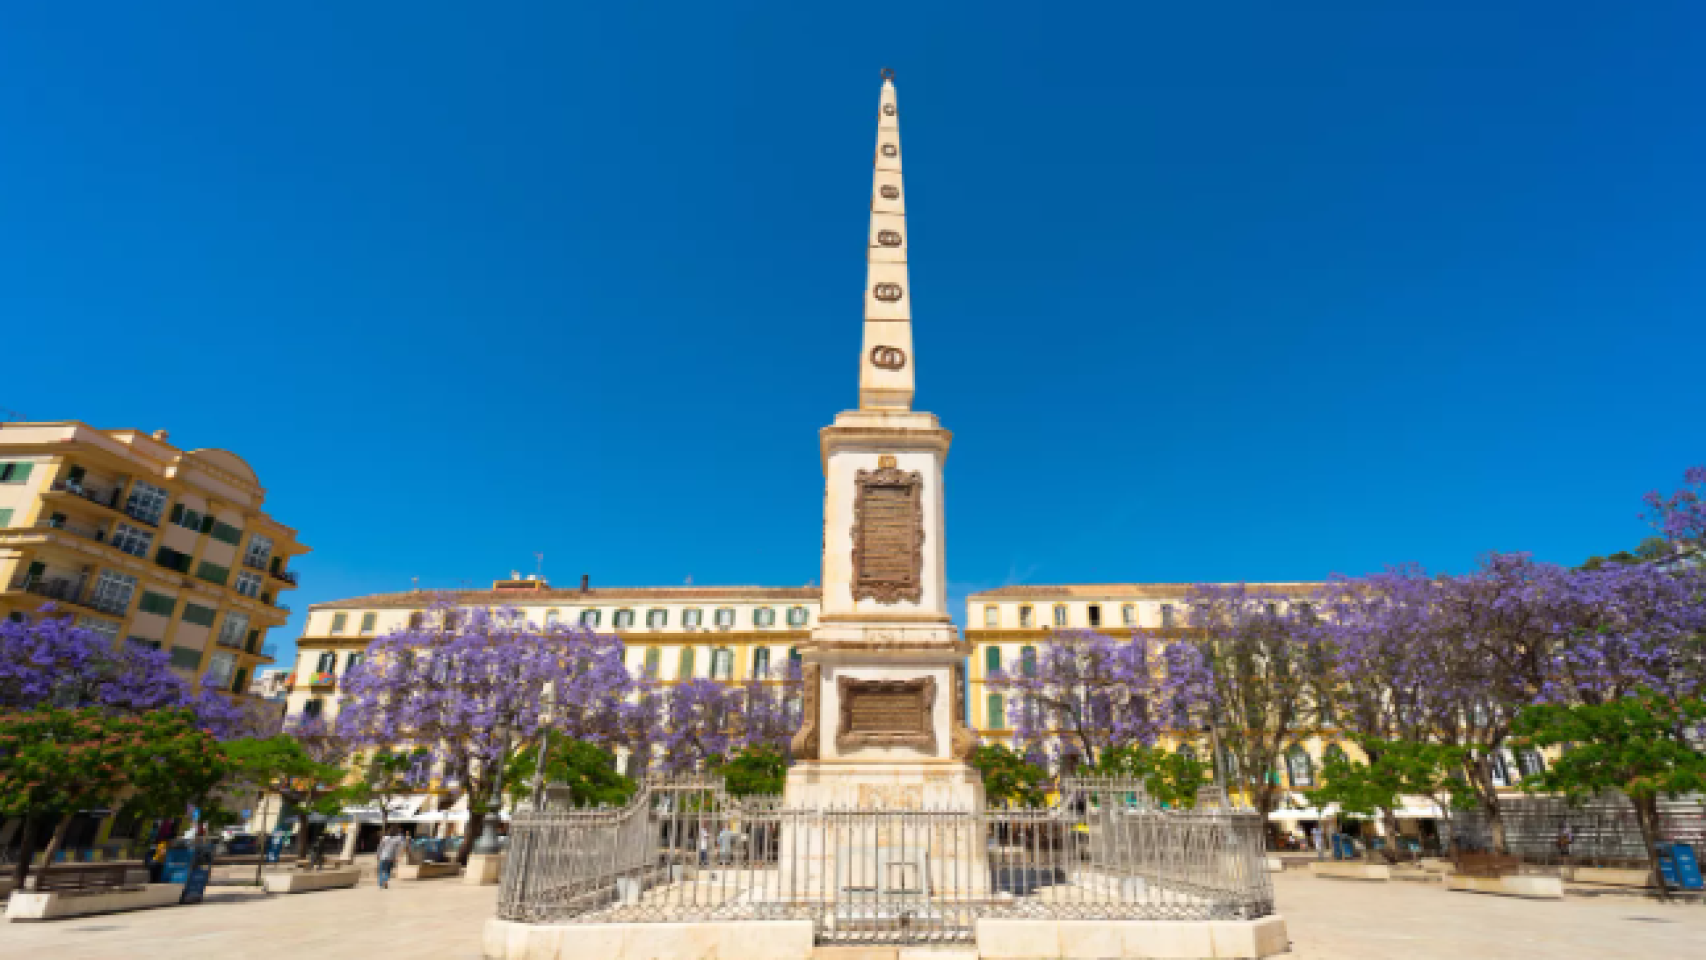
left=530, top=685, right=557, bottom=811
left=472, top=721, right=512, bottom=855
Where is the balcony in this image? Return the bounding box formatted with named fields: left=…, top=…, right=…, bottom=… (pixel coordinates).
left=49, top=479, right=123, bottom=512
left=7, top=575, right=129, bottom=617
left=269, top=567, right=299, bottom=587
left=38, top=515, right=110, bottom=544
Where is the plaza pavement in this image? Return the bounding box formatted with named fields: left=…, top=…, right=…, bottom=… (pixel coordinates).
left=2, top=870, right=1704, bottom=959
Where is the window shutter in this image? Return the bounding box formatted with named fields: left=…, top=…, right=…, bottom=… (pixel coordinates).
left=170, top=503, right=185, bottom=524
left=199, top=515, right=214, bottom=534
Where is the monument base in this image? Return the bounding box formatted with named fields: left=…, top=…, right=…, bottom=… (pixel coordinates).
left=785, top=759, right=986, bottom=810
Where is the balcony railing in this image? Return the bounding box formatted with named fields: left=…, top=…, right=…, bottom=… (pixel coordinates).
left=7, top=575, right=129, bottom=617
left=269, top=568, right=299, bottom=587
left=49, top=480, right=123, bottom=511
left=242, top=556, right=270, bottom=573
left=39, top=516, right=109, bottom=543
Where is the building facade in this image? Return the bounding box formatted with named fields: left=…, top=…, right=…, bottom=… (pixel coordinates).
left=0, top=421, right=305, bottom=693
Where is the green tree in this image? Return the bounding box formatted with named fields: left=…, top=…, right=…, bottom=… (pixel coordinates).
left=716, top=746, right=786, bottom=798
left=971, top=744, right=1049, bottom=807
left=0, top=708, right=225, bottom=888
left=222, top=735, right=350, bottom=858
left=1315, top=740, right=1474, bottom=855
left=339, top=746, right=432, bottom=833
left=1513, top=691, right=1706, bottom=900
left=1095, top=745, right=1210, bottom=809
left=504, top=732, right=636, bottom=808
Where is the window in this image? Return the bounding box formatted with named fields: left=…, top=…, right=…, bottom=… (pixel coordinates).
left=217, top=612, right=249, bottom=648
left=1088, top=604, right=1102, bottom=627
left=1122, top=604, right=1136, bottom=627
left=647, top=608, right=667, bottom=629
left=91, top=571, right=138, bottom=614
left=754, top=607, right=776, bottom=628
left=303, top=698, right=324, bottom=718
left=643, top=647, right=661, bottom=676
left=545, top=610, right=560, bottom=627
left=753, top=647, right=771, bottom=678
left=0, top=461, right=36, bottom=484
left=1019, top=605, right=1033, bottom=628
left=110, top=523, right=153, bottom=558
left=987, top=694, right=1005, bottom=729
left=126, top=636, right=161, bottom=650
left=984, top=646, right=1001, bottom=675
left=346, top=652, right=364, bottom=674
left=984, top=606, right=998, bottom=627
left=1263, top=602, right=1279, bottom=617
left=125, top=482, right=167, bottom=525
left=170, top=504, right=201, bottom=530
left=235, top=570, right=263, bottom=598
left=317, top=651, right=336, bottom=673
left=210, top=521, right=243, bottom=545
left=1491, top=751, right=1512, bottom=787
left=155, top=546, right=193, bottom=573
left=244, top=533, right=273, bottom=569
left=232, top=667, right=248, bottom=694
left=683, top=608, right=703, bottom=628
left=1286, top=745, right=1314, bottom=787
left=1052, top=605, right=1068, bottom=628
left=1517, top=749, right=1545, bottom=778
left=195, top=560, right=230, bottom=586
left=1323, top=743, right=1348, bottom=768
left=614, top=609, right=635, bottom=629
left=711, top=647, right=734, bottom=680
left=168, top=646, right=203, bottom=671
left=678, top=647, right=696, bottom=679
left=359, top=612, right=377, bottom=635
left=577, top=609, right=600, bottom=628
left=206, top=652, right=237, bottom=688
left=78, top=616, right=120, bottom=643
left=1296, top=602, right=1317, bottom=623
left=181, top=603, right=217, bottom=627
left=714, top=607, right=735, bottom=628
left=331, top=612, right=349, bottom=634
left=1318, top=696, right=1336, bottom=726
left=139, top=591, right=178, bottom=617
left=1178, top=744, right=1197, bottom=763
left=787, top=606, right=809, bottom=627
left=1020, top=645, right=1038, bottom=677
left=1160, top=604, right=1176, bottom=628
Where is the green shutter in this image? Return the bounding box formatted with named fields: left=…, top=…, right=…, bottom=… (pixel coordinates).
left=0, top=462, right=34, bottom=484
left=139, top=591, right=177, bottom=617
left=211, top=521, right=243, bottom=545
left=987, top=694, right=1004, bottom=729
left=195, top=560, right=229, bottom=586
left=360, top=612, right=377, bottom=633
left=331, top=612, right=348, bottom=633
left=985, top=646, right=1001, bottom=673
left=232, top=667, right=248, bottom=693
left=0, top=508, right=11, bottom=527
left=168, top=646, right=202, bottom=670
left=170, top=503, right=185, bottom=524
left=182, top=603, right=217, bottom=627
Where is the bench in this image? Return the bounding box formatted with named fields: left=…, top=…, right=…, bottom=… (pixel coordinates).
left=33, top=863, right=135, bottom=893
left=1454, top=852, right=1522, bottom=878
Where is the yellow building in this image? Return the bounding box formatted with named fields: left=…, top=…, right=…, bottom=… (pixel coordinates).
left=287, top=576, right=818, bottom=734
left=0, top=421, right=305, bottom=692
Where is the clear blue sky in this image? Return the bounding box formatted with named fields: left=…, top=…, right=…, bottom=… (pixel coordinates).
left=4, top=3, right=1703, bottom=670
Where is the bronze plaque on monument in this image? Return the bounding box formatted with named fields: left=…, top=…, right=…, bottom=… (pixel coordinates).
left=851, top=465, right=924, bottom=603
left=836, top=676, right=936, bottom=752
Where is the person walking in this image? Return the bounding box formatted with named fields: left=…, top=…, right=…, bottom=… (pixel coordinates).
left=376, top=828, right=406, bottom=889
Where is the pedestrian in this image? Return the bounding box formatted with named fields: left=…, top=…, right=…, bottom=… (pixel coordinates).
left=376, top=827, right=406, bottom=889
left=697, top=828, right=709, bottom=867
left=1555, top=822, right=1573, bottom=860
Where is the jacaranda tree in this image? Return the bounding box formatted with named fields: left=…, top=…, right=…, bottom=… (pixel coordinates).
left=337, top=602, right=630, bottom=862
left=1644, top=465, right=1706, bottom=554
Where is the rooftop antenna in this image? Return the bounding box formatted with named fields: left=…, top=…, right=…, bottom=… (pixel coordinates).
left=412, top=576, right=420, bottom=592
left=686, top=574, right=693, bottom=585
left=535, top=552, right=545, bottom=579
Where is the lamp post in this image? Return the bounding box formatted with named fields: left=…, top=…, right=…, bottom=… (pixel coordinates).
left=530, top=685, right=556, bottom=811
left=472, top=722, right=512, bottom=855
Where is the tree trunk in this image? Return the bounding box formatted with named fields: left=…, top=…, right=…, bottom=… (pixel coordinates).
left=10, top=815, right=35, bottom=889
left=293, top=810, right=312, bottom=859
left=32, top=814, right=76, bottom=889
left=456, top=813, right=482, bottom=865
left=1468, top=758, right=1507, bottom=853
left=1632, top=794, right=1670, bottom=903
left=1381, top=806, right=1404, bottom=862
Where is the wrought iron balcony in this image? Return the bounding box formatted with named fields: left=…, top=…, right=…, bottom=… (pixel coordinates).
left=49, top=480, right=122, bottom=511
left=6, top=575, right=129, bottom=617
left=270, top=567, right=299, bottom=586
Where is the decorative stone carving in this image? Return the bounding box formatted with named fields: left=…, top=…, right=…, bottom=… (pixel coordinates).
left=851, top=465, right=924, bottom=603
left=872, top=282, right=904, bottom=302
left=869, top=345, right=906, bottom=370
left=950, top=662, right=978, bottom=761
left=881, top=143, right=898, bottom=157
left=790, top=663, right=821, bottom=760
left=883, top=103, right=896, bottom=117
left=836, top=676, right=935, bottom=753
left=880, top=185, right=900, bottom=200
left=877, top=229, right=903, bottom=246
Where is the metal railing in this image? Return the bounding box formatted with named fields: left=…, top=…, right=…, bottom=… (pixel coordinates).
left=497, top=777, right=1273, bottom=945
left=50, top=480, right=123, bottom=511
left=1454, top=793, right=1706, bottom=868
left=7, top=575, right=130, bottom=617
left=270, top=568, right=299, bottom=586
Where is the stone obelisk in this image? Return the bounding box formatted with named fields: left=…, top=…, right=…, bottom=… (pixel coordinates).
left=786, top=69, right=982, bottom=812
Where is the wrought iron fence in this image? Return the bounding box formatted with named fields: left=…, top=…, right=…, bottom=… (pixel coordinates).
left=1454, top=793, right=1706, bottom=868
left=497, top=776, right=1273, bottom=945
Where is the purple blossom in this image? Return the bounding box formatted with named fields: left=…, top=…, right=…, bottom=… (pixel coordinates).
left=1643, top=465, right=1706, bottom=550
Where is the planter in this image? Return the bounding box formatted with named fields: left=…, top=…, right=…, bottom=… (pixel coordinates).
left=398, top=862, right=461, bottom=881
left=1563, top=867, right=1652, bottom=887
left=1446, top=874, right=1564, bottom=899
left=7, top=883, right=183, bottom=921
left=1309, top=862, right=1390, bottom=881
left=262, top=867, right=360, bottom=894
left=464, top=853, right=504, bottom=886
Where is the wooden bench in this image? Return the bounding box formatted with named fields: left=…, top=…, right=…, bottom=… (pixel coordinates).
left=33, top=863, right=135, bottom=893
left=1454, top=852, right=1521, bottom=878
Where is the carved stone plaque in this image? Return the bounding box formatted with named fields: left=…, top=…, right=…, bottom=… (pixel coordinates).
left=837, top=676, right=935, bottom=752
left=880, top=185, right=900, bottom=200
left=852, top=465, right=923, bottom=603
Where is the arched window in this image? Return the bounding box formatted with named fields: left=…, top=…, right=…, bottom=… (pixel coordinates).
left=754, top=607, right=776, bottom=628
left=787, top=606, right=808, bottom=626
left=1122, top=604, right=1136, bottom=626
left=714, top=607, right=735, bottom=628
left=643, top=647, right=661, bottom=677
left=1020, top=645, right=1038, bottom=677
left=1323, top=743, right=1348, bottom=768
left=986, top=694, right=1005, bottom=729
left=983, top=606, right=998, bottom=627
left=1517, top=749, right=1545, bottom=778
left=1286, top=745, right=1314, bottom=787
left=647, top=608, right=668, bottom=629
left=683, top=608, right=703, bottom=628
left=1160, top=604, right=1176, bottom=628
left=581, top=609, right=601, bottom=628
left=545, top=610, right=560, bottom=627
left=614, top=609, right=635, bottom=629
left=1019, top=605, right=1034, bottom=628
left=753, top=647, right=771, bottom=678
left=678, top=647, right=696, bottom=679
left=1052, top=605, right=1068, bottom=628
left=984, top=646, right=1001, bottom=675
left=1218, top=745, right=1239, bottom=780
left=711, top=648, right=734, bottom=680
